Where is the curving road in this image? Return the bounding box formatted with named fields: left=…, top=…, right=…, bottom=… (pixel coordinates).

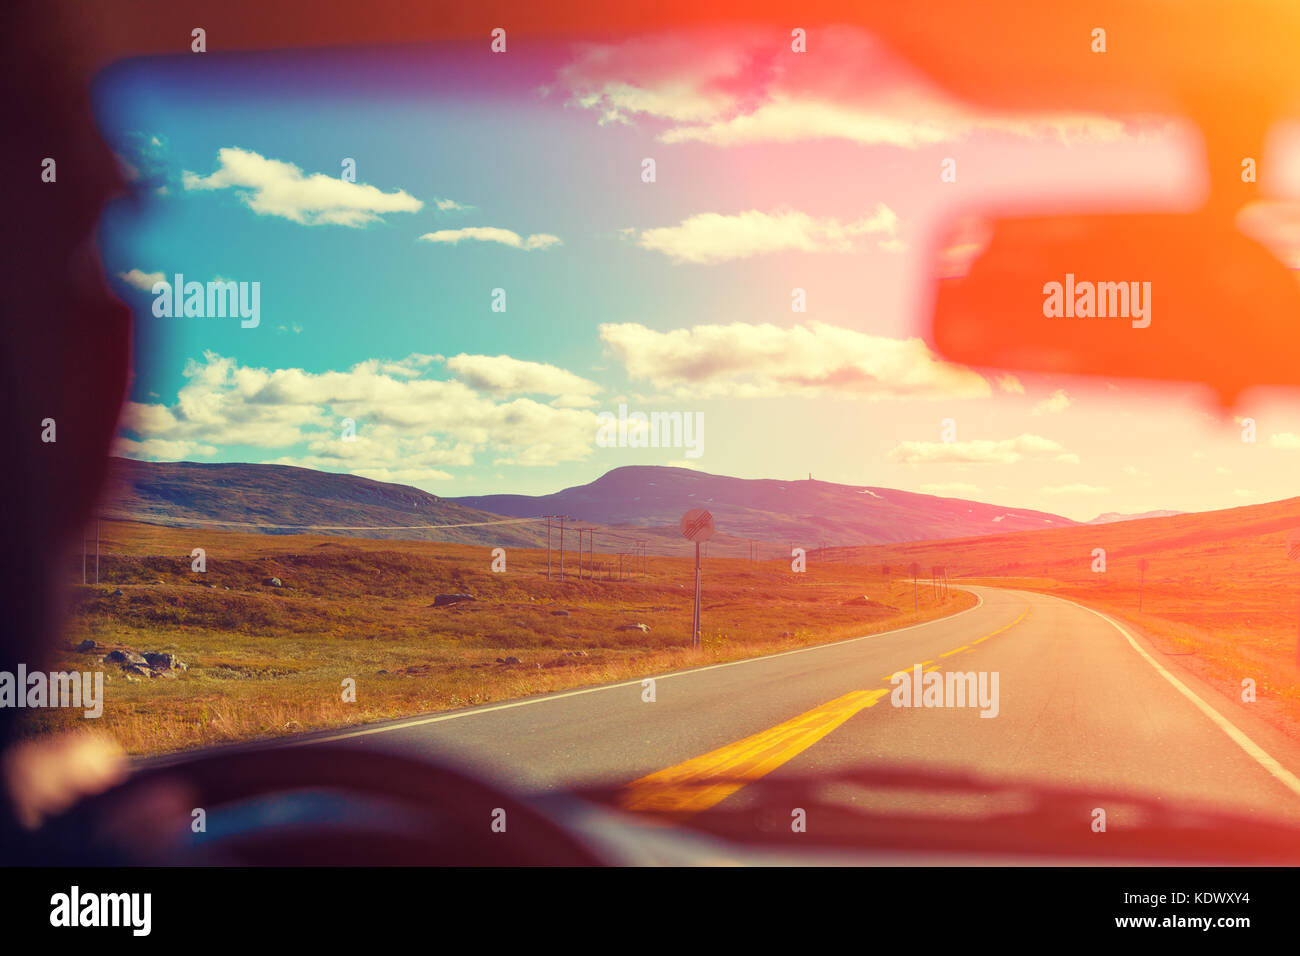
left=295, top=585, right=1300, bottom=827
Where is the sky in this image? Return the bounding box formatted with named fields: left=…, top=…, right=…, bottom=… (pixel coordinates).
left=92, top=25, right=1300, bottom=522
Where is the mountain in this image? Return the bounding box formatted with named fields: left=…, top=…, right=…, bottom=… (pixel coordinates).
left=1088, top=510, right=1185, bottom=525
left=102, top=460, right=1078, bottom=554
left=452, top=465, right=1077, bottom=545
left=100, top=458, right=552, bottom=547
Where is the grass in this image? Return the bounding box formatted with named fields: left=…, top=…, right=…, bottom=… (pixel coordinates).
left=24, top=520, right=973, bottom=755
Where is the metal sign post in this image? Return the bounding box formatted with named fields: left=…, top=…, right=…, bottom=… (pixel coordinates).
left=680, top=509, right=716, bottom=650
left=910, top=561, right=921, bottom=612
left=693, top=542, right=701, bottom=647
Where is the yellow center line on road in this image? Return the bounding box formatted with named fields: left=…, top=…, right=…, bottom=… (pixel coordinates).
left=618, top=688, right=890, bottom=815
left=620, top=608, right=1031, bottom=817
left=879, top=610, right=1029, bottom=681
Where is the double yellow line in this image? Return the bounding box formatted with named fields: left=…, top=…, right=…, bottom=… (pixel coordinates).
left=619, top=609, right=1028, bottom=816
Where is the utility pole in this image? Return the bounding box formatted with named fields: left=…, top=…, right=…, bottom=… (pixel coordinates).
left=543, top=515, right=558, bottom=580
left=95, top=519, right=100, bottom=585
left=579, top=529, right=595, bottom=580
left=558, top=516, right=569, bottom=580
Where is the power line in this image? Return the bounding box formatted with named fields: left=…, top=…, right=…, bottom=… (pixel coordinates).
left=98, top=512, right=544, bottom=532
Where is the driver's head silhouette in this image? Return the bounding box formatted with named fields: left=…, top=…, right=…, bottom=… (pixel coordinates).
left=0, top=2, right=132, bottom=839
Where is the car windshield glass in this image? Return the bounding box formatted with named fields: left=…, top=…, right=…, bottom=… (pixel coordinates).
left=46, top=27, right=1300, bottom=844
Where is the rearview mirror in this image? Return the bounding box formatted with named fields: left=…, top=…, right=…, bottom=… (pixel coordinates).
left=927, top=211, right=1300, bottom=406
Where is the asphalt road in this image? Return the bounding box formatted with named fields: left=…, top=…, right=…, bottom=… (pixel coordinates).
left=299, top=585, right=1300, bottom=826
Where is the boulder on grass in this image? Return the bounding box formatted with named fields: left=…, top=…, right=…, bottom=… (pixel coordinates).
left=431, top=593, right=475, bottom=607
left=103, top=649, right=147, bottom=666
left=144, top=652, right=188, bottom=672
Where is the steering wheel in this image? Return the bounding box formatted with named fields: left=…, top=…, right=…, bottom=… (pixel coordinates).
left=35, top=743, right=606, bottom=866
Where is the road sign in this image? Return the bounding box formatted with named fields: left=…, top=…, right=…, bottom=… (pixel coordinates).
left=680, top=510, right=715, bottom=649
left=680, top=509, right=716, bottom=543
left=1139, top=558, right=1149, bottom=572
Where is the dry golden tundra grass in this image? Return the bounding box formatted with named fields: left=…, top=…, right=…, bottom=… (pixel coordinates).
left=27, top=520, right=973, bottom=756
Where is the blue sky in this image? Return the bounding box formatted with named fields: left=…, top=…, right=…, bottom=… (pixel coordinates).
left=91, top=28, right=1300, bottom=520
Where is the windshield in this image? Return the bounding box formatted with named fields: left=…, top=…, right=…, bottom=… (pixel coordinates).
left=15, top=22, right=1300, bottom=865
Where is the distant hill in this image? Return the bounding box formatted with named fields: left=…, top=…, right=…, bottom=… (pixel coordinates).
left=101, top=459, right=1079, bottom=555
left=837, top=493, right=1300, bottom=591
left=452, top=465, right=1077, bottom=545
left=1088, top=510, right=1186, bottom=525
left=100, top=458, right=553, bottom=547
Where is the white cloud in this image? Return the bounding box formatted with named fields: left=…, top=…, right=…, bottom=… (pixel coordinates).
left=555, top=27, right=1132, bottom=150
left=182, top=147, right=423, bottom=227
left=442, top=354, right=601, bottom=408
left=995, top=374, right=1025, bottom=395
left=113, top=437, right=217, bottom=460
left=419, top=227, right=561, bottom=250
left=634, top=205, right=898, bottom=265
left=117, top=351, right=601, bottom=480
left=889, top=434, right=1066, bottom=466
left=600, top=321, right=990, bottom=400
left=1236, top=199, right=1300, bottom=269
left=118, top=269, right=166, bottom=292
left=1031, top=388, right=1071, bottom=415
left=1269, top=432, right=1300, bottom=449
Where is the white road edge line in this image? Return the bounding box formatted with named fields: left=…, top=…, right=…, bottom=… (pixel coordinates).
left=296, top=590, right=989, bottom=746
left=1060, top=596, right=1300, bottom=800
